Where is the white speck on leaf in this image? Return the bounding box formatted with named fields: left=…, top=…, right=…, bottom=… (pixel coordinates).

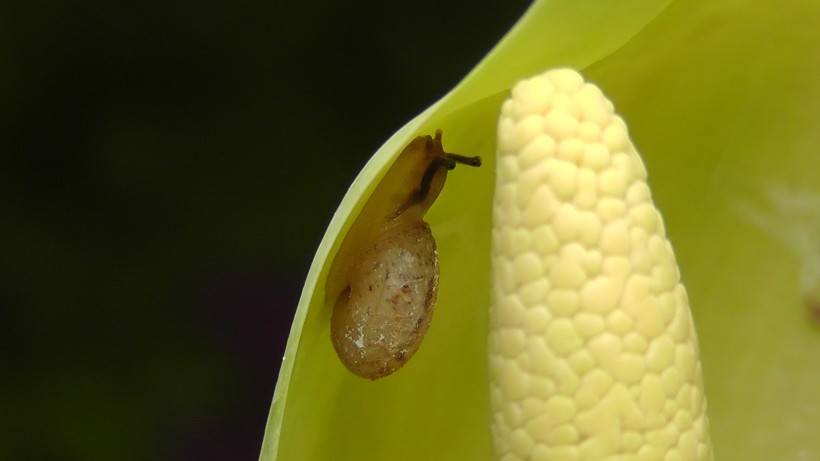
left=734, top=182, right=820, bottom=314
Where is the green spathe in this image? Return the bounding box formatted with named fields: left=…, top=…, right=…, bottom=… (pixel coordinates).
left=260, top=0, right=820, bottom=460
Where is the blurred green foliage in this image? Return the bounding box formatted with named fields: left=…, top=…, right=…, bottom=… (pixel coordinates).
left=0, top=1, right=529, bottom=459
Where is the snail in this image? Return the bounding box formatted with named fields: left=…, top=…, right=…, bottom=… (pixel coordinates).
left=326, top=130, right=481, bottom=379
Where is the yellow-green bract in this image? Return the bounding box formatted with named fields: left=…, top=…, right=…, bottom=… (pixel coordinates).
left=260, top=1, right=820, bottom=460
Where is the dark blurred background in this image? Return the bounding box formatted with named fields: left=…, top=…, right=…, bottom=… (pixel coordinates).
left=0, top=1, right=529, bottom=460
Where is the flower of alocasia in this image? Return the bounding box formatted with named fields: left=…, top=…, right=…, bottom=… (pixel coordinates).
left=259, top=1, right=820, bottom=460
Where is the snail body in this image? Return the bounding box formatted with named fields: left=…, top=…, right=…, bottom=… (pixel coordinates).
left=327, top=131, right=480, bottom=379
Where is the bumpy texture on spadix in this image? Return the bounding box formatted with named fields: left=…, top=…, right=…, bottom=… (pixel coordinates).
left=490, top=69, right=712, bottom=461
